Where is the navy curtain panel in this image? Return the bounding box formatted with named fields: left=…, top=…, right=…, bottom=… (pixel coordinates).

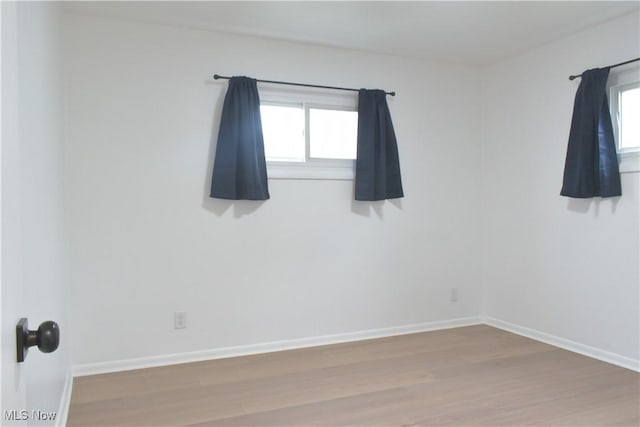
left=210, top=76, right=270, bottom=200
left=561, top=68, right=621, bottom=198
left=355, top=89, right=404, bottom=201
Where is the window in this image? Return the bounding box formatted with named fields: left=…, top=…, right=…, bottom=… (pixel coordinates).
left=609, top=68, right=640, bottom=173
left=308, top=107, right=358, bottom=160
left=611, top=82, right=640, bottom=153
left=261, top=104, right=305, bottom=162
left=259, top=88, right=358, bottom=179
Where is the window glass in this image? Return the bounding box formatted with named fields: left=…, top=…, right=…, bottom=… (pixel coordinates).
left=619, top=86, right=639, bottom=151
left=260, top=104, right=305, bottom=162
left=309, top=108, right=358, bottom=160
left=259, top=90, right=359, bottom=179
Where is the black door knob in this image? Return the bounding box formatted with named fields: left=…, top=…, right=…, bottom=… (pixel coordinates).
left=16, top=318, right=60, bottom=363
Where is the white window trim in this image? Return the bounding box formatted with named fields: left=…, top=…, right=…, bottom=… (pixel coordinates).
left=618, top=151, right=640, bottom=174
left=260, top=85, right=358, bottom=180
left=267, top=160, right=355, bottom=180
left=608, top=67, right=640, bottom=174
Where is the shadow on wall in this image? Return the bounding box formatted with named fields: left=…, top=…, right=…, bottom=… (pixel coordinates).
left=202, top=198, right=266, bottom=218
left=202, top=186, right=402, bottom=219
left=351, top=198, right=403, bottom=219
left=566, top=196, right=620, bottom=217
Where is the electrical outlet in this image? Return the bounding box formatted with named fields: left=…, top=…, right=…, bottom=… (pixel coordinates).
left=174, top=311, right=187, bottom=329
left=449, top=288, right=459, bottom=302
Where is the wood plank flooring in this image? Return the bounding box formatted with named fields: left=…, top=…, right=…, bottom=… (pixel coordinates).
left=68, top=325, right=639, bottom=426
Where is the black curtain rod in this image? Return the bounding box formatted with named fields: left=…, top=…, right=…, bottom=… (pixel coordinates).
left=213, top=74, right=396, bottom=96
left=569, top=57, right=640, bottom=80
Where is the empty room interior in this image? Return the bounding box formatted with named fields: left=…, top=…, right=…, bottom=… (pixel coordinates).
left=2, top=1, right=640, bottom=426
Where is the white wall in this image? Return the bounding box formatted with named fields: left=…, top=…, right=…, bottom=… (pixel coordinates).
left=63, top=7, right=639, bottom=372
left=482, top=12, right=640, bottom=362
left=63, top=13, right=483, bottom=366
left=1, top=1, right=70, bottom=424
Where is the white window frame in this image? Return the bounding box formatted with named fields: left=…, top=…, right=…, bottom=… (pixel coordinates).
left=259, top=86, right=358, bottom=180
left=608, top=66, right=640, bottom=173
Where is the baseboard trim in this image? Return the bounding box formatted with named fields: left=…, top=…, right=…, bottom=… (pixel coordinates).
left=56, top=367, right=73, bottom=427
left=72, top=316, right=639, bottom=377
left=72, top=316, right=482, bottom=377
left=484, top=316, right=640, bottom=372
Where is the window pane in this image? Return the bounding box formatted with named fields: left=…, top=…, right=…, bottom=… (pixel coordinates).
left=309, top=108, right=357, bottom=160
left=260, top=104, right=305, bottom=162
left=620, top=87, right=640, bottom=150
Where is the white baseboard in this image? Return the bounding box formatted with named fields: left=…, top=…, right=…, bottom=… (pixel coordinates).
left=55, top=368, right=73, bottom=427
left=484, top=316, right=640, bottom=372
left=72, top=316, right=639, bottom=378
left=73, top=316, right=482, bottom=377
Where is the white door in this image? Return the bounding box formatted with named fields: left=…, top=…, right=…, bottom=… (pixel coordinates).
left=1, top=0, right=29, bottom=420
left=1, top=2, right=69, bottom=425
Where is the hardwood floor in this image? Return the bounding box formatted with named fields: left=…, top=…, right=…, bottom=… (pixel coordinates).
left=68, top=325, right=639, bottom=426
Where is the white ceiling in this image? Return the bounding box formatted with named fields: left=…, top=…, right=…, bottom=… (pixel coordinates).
left=63, top=1, right=640, bottom=65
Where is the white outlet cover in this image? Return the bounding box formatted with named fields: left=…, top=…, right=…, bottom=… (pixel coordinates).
left=174, top=312, right=187, bottom=329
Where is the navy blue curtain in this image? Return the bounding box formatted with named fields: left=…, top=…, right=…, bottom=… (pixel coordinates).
left=561, top=68, right=621, bottom=198
left=355, top=89, right=404, bottom=201
left=210, top=76, right=270, bottom=200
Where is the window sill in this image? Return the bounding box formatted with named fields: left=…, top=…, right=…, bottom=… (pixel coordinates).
left=619, top=150, right=640, bottom=174
left=267, top=161, right=355, bottom=180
